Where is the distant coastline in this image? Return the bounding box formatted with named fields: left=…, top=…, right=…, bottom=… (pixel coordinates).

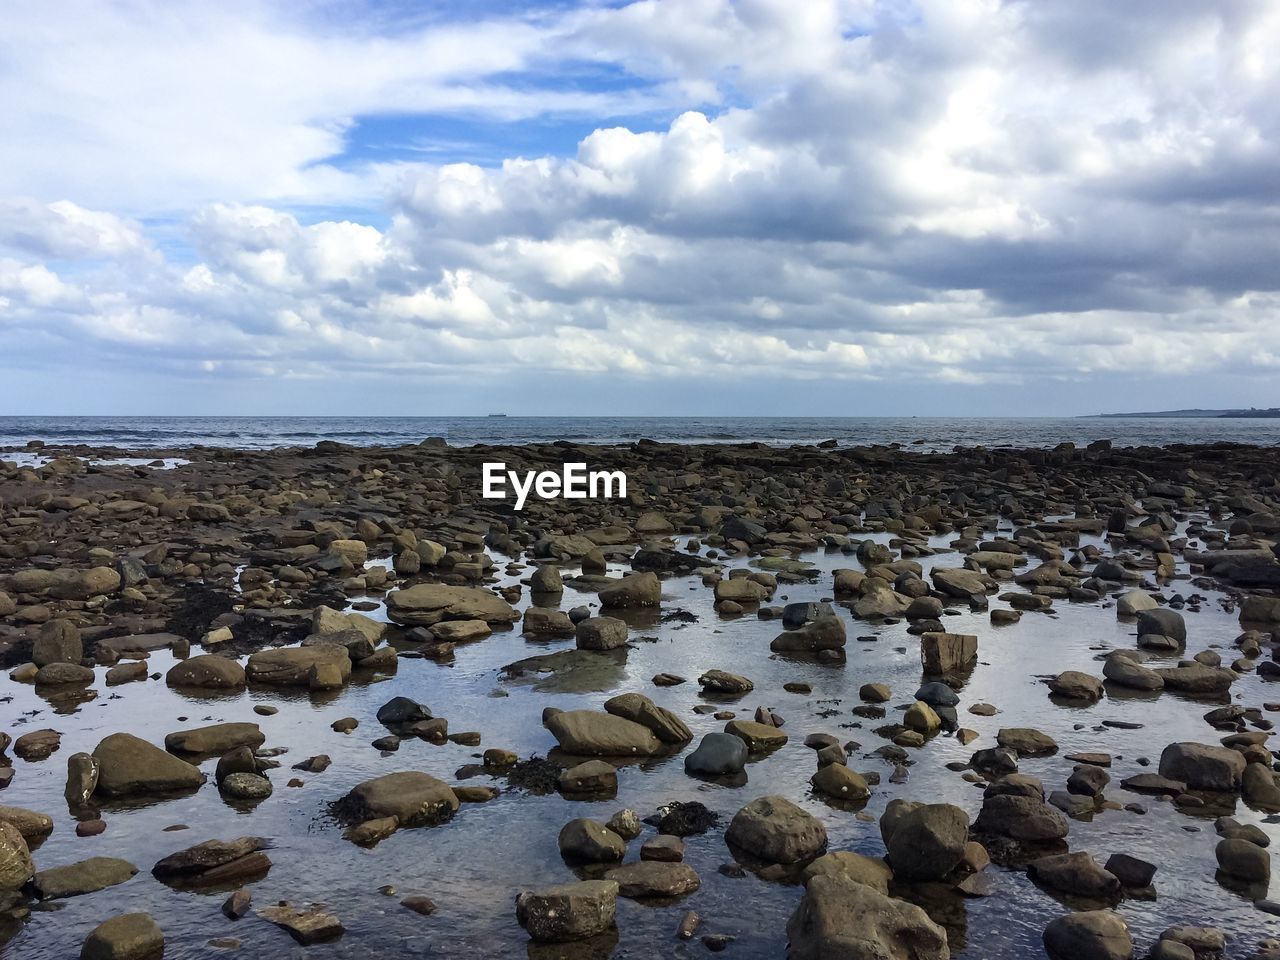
left=1096, top=407, right=1280, bottom=418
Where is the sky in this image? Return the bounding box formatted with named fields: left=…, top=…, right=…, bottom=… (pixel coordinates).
left=1, top=0, right=1278, bottom=417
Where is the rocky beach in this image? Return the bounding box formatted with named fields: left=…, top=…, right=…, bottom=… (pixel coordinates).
left=2, top=435, right=1280, bottom=959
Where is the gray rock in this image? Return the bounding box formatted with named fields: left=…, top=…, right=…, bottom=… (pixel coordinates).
left=787, top=874, right=949, bottom=960
left=80, top=912, right=164, bottom=960
left=684, top=733, right=748, bottom=777
left=516, top=880, right=618, bottom=942
left=725, top=795, right=827, bottom=865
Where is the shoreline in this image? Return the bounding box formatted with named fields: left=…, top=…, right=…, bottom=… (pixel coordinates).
left=2, top=437, right=1280, bottom=957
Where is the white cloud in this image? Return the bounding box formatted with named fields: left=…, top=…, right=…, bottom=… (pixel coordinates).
left=1, top=0, right=1279, bottom=412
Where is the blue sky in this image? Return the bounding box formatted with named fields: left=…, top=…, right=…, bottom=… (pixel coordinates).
left=1, top=0, right=1278, bottom=416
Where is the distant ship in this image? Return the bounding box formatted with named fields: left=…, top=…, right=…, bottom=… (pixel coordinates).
left=487, top=413, right=508, bottom=417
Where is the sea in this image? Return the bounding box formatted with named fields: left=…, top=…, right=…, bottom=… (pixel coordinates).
left=1, top=414, right=1279, bottom=453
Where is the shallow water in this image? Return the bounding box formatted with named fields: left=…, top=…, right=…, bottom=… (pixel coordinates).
left=4, top=519, right=1279, bottom=958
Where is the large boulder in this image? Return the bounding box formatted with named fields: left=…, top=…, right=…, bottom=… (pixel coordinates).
left=164, top=723, right=263, bottom=756
left=0, top=821, right=34, bottom=891
left=787, top=874, right=949, bottom=960
left=1028, top=852, right=1122, bottom=903
left=685, top=733, right=748, bottom=777
left=800, top=851, right=893, bottom=894
left=598, top=572, right=661, bottom=608
left=770, top=616, right=846, bottom=655
left=880, top=800, right=969, bottom=881
left=715, top=578, right=773, bottom=603
left=516, top=879, right=618, bottom=943
left=725, top=795, right=827, bottom=865
left=385, top=584, right=518, bottom=626
left=558, top=819, right=626, bottom=864
left=92, top=734, right=206, bottom=798
left=602, top=693, right=691, bottom=743
left=576, top=617, right=628, bottom=651
left=333, top=772, right=459, bottom=827
left=921, top=633, right=977, bottom=676
left=245, top=645, right=351, bottom=688
left=546, top=710, right=666, bottom=756
left=973, top=794, right=1069, bottom=841
left=33, top=620, right=82, bottom=667
left=1158, top=743, right=1246, bottom=792
left=932, top=567, right=991, bottom=598
left=81, top=912, right=164, bottom=960
left=1043, top=910, right=1132, bottom=960
left=31, top=856, right=138, bottom=899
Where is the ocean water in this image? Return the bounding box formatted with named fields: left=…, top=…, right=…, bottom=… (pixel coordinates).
left=1, top=415, right=1280, bottom=452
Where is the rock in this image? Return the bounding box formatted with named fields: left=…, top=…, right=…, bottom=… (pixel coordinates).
left=1105, top=853, right=1156, bottom=888
left=1243, top=762, right=1280, bottom=811
left=246, top=645, right=351, bottom=688
left=0, top=805, right=53, bottom=838
left=598, top=572, right=661, bottom=608
left=376, top=696, right=432, bottom=726
left=220, top=772, right=273, bottom=801
left=607, top=809, right=642, bottom=840
left=14, top=728, right=61, bottom=761
left=800, top=851, right=893, bottom=894
left=998, top=728, right=1058, bottom=756
left=1136, top=608, right=1186, bottom=644
left=576, top=617, right=628, bottom=651
left=35, top=662, right=94, bottom=685
left=1159, top=743, right=1246, bottom=792
left=725, top=719, right=788, bottom=751
left=1102, top=652, right=1164, bottom=691
left=385, top=583, right=519, bottom=625
left=921, top=632, right=977, bottom=675
left=605, top=861, right=700, bottom=898
left=33, top=620, right=82, bottom=667
left=903, top=702, right=941, bottom=734
left=223, top=889, right=252, bottom=919
left=545, top=710, right=665, bottom=756
left=516, top=879, right=618, bottom=942
left=974, top=794, right=1070, bottom=841
left=257, top=902, right=344, bottom=945
left=530, top=565, right=564, bottom=593
left=787, top=874, right=949, bottom=960
left=334, top=772, right=459, bottom=827
left=880, top=800, right=969, bottom=881
left=698, top=670, right=754, bottom=695
left=152, top=837, right=270, bottom=886
left=1067, top=765, right=1111, bottom=798
left=164, top=722, right=263, bottom=756
left=1049, top=671, right=1104, bottom=703
left=685, top=733, right=748, bottom=777
left=1217, top=838, right=1270, bottom=882
left=810, top=764, right=870, bottom=801
left=715, top=578, right=772, bottom=603
left=92, top=733, right=206, bottom=798
left=65, top=752, right=100, bottom=806
left=770, top=616, right=846, bottom=655
left=725, top=795, right=827, bottom=864
left=1028, top=851, right=1122, bottom=902
left=105, top=661, right=148, bottom=685
left=0, top=821, right=34, bottom=891
left=32, top=856, right=138, bottom=899
left=165, top=654, right=245, bottom=689
left=523, top=607, right=575, bottom=637
left=640, top=835, right=685, bottom=862
left=80, top=912, right=164, bottom=960
left=430, top=619, right=490, bottom=643
left=860, top=683, right=891, bottom=703
left=558, top=760, right=618, bottom=798
left=1043, top=910, right=1133, bottom=960
left=1117, top=590, right=1158, bottom=616
left=559, top=819, right=626, bottom=863
left=1156, top=663, right=1236, bottom=693
left=603, top=692, right=692, bottom=743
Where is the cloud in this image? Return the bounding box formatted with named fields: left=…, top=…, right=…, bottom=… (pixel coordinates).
left=1, top=0, right=1279, bottom=414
